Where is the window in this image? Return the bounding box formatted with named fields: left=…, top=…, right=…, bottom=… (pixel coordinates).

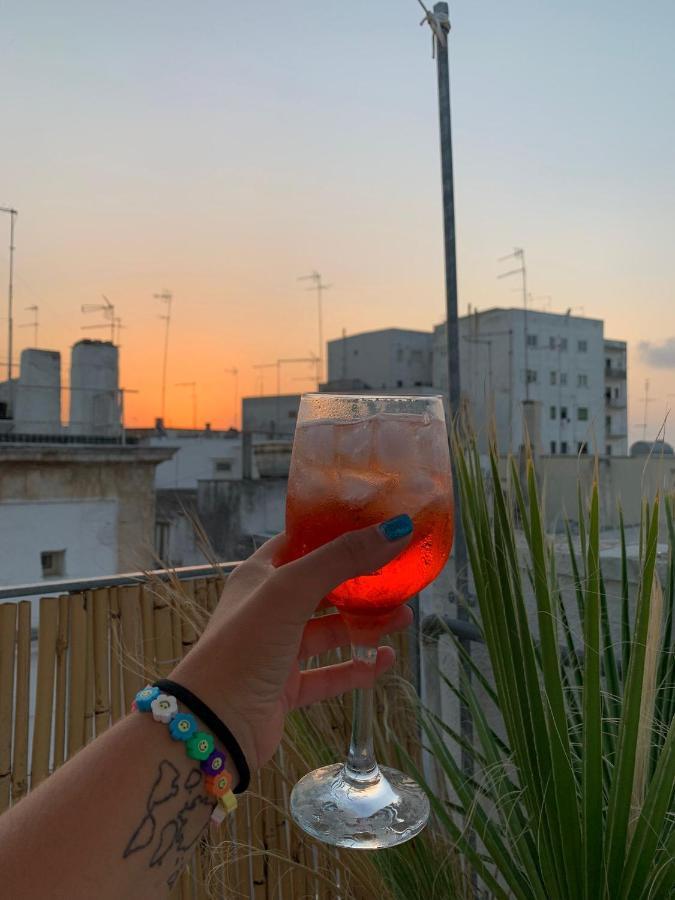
left=605, top=388, right=611, bottom=402
left=353, top=349, right=359, bottom=356
left=578, top=340, right=588, bottom=352
left=214, top=460, right=232, bottom=473
left=614, top=387, right=620, bottom=399
left=578, top=407, right=589, bottom=421
left=155, top=523, right=169, bottom=560
left=606, top=444, right=612, bottom=456
left=605, top=357, right=611, bottom=370
left=550, top=405, right=556, bottom=420
left=526, top=369, right=538, bottom=384
left=550, top=441, right=556, bottom=454
left=288, top=410, right=297, bottom=419
left=526, top=334, right=537, bottom=348
left=396, top=379, right=403, bottom=387
left=560, top=373, right=568, bottom=385
left=561, top=405, right=568, bottom=420
left=559, top=338, right=568, bottom=351
left=550, top=371, right=557, bottom=385
left=560, top=441, right=568, bottom=454
left=578, top=374, right=588, bottom=388
left=605, top=415, right=611, bottom=429
left=41, top=550, right=65, bottom=578
left=549, top=336, right=557, bottom=350
left=578, top=441, right=588, bottom=454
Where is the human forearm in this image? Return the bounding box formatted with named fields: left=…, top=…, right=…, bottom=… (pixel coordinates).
left=0, top=711, right=229, bottom=900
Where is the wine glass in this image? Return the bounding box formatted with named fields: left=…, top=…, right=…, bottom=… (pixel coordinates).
left=284, top=393, right=454, bottom=849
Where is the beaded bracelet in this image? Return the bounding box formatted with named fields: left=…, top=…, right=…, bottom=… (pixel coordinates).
left=132, top=685, right=237, bottom=824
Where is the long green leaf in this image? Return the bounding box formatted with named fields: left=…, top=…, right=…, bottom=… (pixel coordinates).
left=582, top=476, right=603, bottom=899
left=604, top=498, right=660, bottom=895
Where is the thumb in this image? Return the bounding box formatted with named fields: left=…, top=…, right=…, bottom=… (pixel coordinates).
left=275, top=515, right=414, bottom=619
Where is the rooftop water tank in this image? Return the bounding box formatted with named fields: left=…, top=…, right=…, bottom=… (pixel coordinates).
left=69, top=340, right=121, bottom=436
left=14, top=349, right=62, bottom=434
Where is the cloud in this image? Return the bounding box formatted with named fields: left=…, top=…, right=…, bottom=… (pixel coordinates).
left=637, top=338, right=675, bottom=369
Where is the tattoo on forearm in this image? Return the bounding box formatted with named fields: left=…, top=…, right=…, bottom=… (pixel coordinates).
left=123, top=759, right=214, bottom=888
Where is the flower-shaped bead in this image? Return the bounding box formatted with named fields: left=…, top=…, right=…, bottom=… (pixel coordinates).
left=169, top=712, right=197, bottom=742
left=151, top=693, right=178, bottom=724
left=200, top=749, right=226, bottom=777
left=134, top=685, right=160, bottom=712
left=186, top=731, right=214, bottom=761
left=204, top=771, right=233, bottom=797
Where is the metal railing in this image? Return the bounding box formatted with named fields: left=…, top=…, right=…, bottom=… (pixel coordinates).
left=0, top=562, right=239, bottom=601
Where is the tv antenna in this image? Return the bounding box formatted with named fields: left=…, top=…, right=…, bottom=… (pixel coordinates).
left=298, top=271, right=330, bottom=385
left=175, top=381, right=197, bottom=430
left=155, top=290, right=173, bottom=421
left=498, top=248, right=530, bottom=400
left=81, top=295, right=116, bottom=342
left=19, top=305, right=39, bottom=347
left=417, top=0, right=449, bottom=57
left=636, top=378, right=656, bottom=442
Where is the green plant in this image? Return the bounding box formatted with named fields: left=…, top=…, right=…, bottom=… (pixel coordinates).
left=410, top=440, right=675, bottom=899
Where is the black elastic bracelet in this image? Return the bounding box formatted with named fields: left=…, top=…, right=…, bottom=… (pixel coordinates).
left=153, top=678, right=250, bottom=794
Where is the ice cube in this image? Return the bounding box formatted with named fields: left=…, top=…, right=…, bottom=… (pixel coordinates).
left=334, top=418, right=376, bottom=468
left=374, top=412, right=428, bottom=473
left=293, top=420, right=337, bottom=466
left=337, top=469, right=395, bottom=507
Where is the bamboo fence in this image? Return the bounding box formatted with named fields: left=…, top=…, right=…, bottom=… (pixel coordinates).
left=0, top=575, right=421, bottom=900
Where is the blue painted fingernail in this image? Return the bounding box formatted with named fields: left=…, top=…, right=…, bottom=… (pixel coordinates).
left=379, top=514, right=413, bottom=542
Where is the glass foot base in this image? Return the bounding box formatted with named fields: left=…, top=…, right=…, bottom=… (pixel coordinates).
left=290, top=763, right=430, bottom=849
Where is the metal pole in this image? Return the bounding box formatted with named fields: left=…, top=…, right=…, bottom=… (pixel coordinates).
left=155, top=290, right=172, bottom=421
left=1, top=208, right=18, bottom=407
left=431, top=0, right=473, bottom=775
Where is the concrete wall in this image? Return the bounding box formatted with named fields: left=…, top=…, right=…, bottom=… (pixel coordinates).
left=0, top=498, right=117, bottom=585
left=242, top=395, right=300, bottom=438
left=14, top=349, right=62, bottom=434
left=69, top=340, right=121, bottom=436
left=150, top=435, right=244, bottom=489
left=534, top=453, right=675, bottom=534
left=327, top=329, right=433, bottom=390
left=0, top=446, right=172, bottom=578
left=196, top=478, right=287, bottom=559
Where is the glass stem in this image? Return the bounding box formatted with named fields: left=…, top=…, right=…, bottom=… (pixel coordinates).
left=344, top=644, right=380, bottom=785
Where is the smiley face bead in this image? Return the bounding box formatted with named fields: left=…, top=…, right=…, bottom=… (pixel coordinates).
left=134, top=685, right=160, bottom=712
left=169, top=713, right=197, bottom=742
left=186, top=732, right=214, bottom=761
left=150, top=694, right=178, bottom=724
left=200, top=749, right=226, bottom=777
left=204, top=771, right=233, bottom=798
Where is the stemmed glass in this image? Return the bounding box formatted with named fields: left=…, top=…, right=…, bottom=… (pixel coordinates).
left=284, top=394, right=454, bottom=849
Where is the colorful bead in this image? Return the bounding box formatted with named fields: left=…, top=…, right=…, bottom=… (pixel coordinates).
left=186, top=731, right=214, bottom=760
left=217, top=791, right=238, bottom=814
left=134, top=685, right=160, bottom=712
left=200, top=749, right=226, bottom=776
left=169, top=713, right=197, bottom=741
left=151, top=693, right=178, bottom=724
left=204, top=771, right=233, bottom=797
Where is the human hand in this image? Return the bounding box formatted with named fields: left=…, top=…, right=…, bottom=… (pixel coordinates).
left=170, top=520, right=414, bottom=776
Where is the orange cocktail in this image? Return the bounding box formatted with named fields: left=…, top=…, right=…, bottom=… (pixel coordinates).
left=285, top=408, right=454, bottom=620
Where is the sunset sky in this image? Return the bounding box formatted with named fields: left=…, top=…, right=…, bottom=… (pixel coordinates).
left=1, top=1, right=674, bottom=442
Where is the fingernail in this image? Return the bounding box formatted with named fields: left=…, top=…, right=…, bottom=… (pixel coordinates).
left=379, top=514, right=413, bottom=542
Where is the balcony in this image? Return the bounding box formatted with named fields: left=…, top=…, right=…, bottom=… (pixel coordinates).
left=0, top=563, right=420, bottom=897
left=605, top=398, right=627, bottom=409
left=605, top=366, right=626, bottom=379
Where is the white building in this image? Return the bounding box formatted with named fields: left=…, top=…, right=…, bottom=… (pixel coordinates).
left=142, top=428, right=244, bottom=489
left=604, top=340, right=628, bottom=455
left=327, top=328, right=433, bottom=390
left=434, top=308, right=617, bottom=455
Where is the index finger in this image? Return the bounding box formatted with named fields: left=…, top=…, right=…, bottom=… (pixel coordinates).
left=274, top=517, right=414, bottom=622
